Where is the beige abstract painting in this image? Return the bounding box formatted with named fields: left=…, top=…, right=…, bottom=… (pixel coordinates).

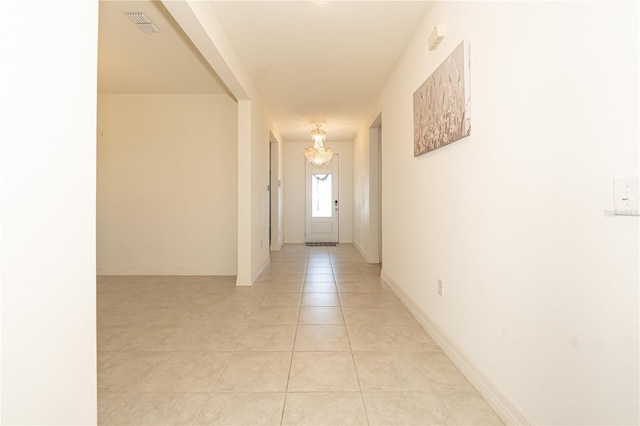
left=413, top=41, right=471, bottom=156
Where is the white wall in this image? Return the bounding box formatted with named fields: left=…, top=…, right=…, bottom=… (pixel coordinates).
left=0, top=1, right=98, bottom=424
left=352, top=122, right=381, bottom=263
left=250, top=101, right=271, bottom=276
left=353, top=130, right=370, bottom=253
left=354, top=1, right=639, bottom=424
left=163, top=2, right=275, bottom=285
left=270, top=136, right=284, bottom=251
left=97, top=94, right=238, bottom=275
left=284, top=141, right=353, bottom=244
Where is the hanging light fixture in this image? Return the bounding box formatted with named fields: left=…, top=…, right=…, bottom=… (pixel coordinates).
left=304, top=124, right=334, bottom=165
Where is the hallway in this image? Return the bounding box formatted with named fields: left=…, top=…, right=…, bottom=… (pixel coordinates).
left=97, top=244, right=502, bottom=425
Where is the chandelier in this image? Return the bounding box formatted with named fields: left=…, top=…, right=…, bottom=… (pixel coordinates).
left=304, top=124, right=334, bottom=165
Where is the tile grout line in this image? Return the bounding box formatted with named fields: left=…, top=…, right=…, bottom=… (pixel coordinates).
left=279, top=251, right=306, bottom=426
left=101, top=246, right=477, bottom=425
left=100, top=351, right=174, bottom=425
left=191, top=347, right=238, bottom=424
left=434, top=391, right=458, bottom=426
left=335, top=260, right=371, bottom=426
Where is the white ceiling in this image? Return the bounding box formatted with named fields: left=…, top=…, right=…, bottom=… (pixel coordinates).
left=98, top=0, right=228, bottom=94
left=98, top=0, right=431, bottom=141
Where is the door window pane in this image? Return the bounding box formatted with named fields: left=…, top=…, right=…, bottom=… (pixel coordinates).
left=312, top=173, right=332, bottom=217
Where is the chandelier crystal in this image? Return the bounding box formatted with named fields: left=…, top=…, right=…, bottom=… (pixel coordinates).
left=305, top=124, right=333, bottom=165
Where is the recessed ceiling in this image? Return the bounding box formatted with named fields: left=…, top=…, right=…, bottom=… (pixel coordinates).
left=98, top=0, right=228, bottom=94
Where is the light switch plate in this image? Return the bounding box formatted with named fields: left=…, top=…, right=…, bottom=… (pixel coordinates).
left=614, top=176, right=639, bottom=216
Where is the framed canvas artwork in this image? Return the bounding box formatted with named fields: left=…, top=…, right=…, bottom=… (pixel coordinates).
left=413, top=41, right=471, bottom=156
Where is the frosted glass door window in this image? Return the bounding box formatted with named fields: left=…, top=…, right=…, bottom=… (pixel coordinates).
left=312, top=174, right=332, bottom=217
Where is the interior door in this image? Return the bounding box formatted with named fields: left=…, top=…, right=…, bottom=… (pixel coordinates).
left=305, top=154, right=339, bottom=243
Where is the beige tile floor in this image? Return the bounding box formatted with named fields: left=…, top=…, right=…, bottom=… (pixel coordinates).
left=97, top=244, right=504, bottom=425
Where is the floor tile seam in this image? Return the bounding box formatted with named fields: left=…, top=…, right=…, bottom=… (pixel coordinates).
left=97, top=351, right=116, bottom=364
left=382, top=390, right=476, bottom=426
left=280, top=296, right=302, bottom=425
left=131, top=351, right=177, bottom=394
left=99, top=389, right=137, bottom=426
left=205, top=390, right=289, bottom=394
left=190, top=390, right=216, bottom=426
left=344, top=324, right=437, bottom=331
left=347, top=348, right=446, bottom=354
left=433, top=391, right=458, bottom=425
left=349, top=349, right=443, bottom=354
left=104, top=359, right=163, bottom=425
left=118, top=390, right=213, bottom=395
left=340, top=300, right=371, bottom=426
left=283, top=390, right=364, bottom=394
left=346, top=349, right=445, bottom=393
left=204, top=349, right=237, bottom=394
left=361, top=390, right=446, bottom=395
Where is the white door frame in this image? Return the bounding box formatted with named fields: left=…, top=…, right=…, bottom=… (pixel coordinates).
left=305, top=155, right=339, bottom=243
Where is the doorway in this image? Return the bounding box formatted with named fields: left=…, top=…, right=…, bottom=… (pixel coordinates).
left=269, top=139, right=277, bottom=250
left=305, top=155, right=339, bottom=243
left=370, top=114, right=382, bottom=264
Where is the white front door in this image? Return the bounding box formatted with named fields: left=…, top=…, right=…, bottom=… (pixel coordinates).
left=305, top=155, right=339, bottom=243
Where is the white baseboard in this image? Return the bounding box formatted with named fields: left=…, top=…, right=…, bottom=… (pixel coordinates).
left=97, top=268, right=237, bottom=276
left=252, top=256, right=270, bottom=283
left=235, top=274, right=252, bottom=286
left=353, top=241, right=380, bottom=264
left=284, top=239, right=305, bottom=244
left=381, top=269, right=534, bottom=426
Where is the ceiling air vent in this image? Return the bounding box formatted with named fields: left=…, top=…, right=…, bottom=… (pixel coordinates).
left=125, top=12, right=160, bottom=33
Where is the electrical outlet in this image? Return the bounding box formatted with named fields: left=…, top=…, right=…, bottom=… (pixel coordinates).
left=437, top=279, right=443, bottom=297
left=260, top=240, right=263, bottom=248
